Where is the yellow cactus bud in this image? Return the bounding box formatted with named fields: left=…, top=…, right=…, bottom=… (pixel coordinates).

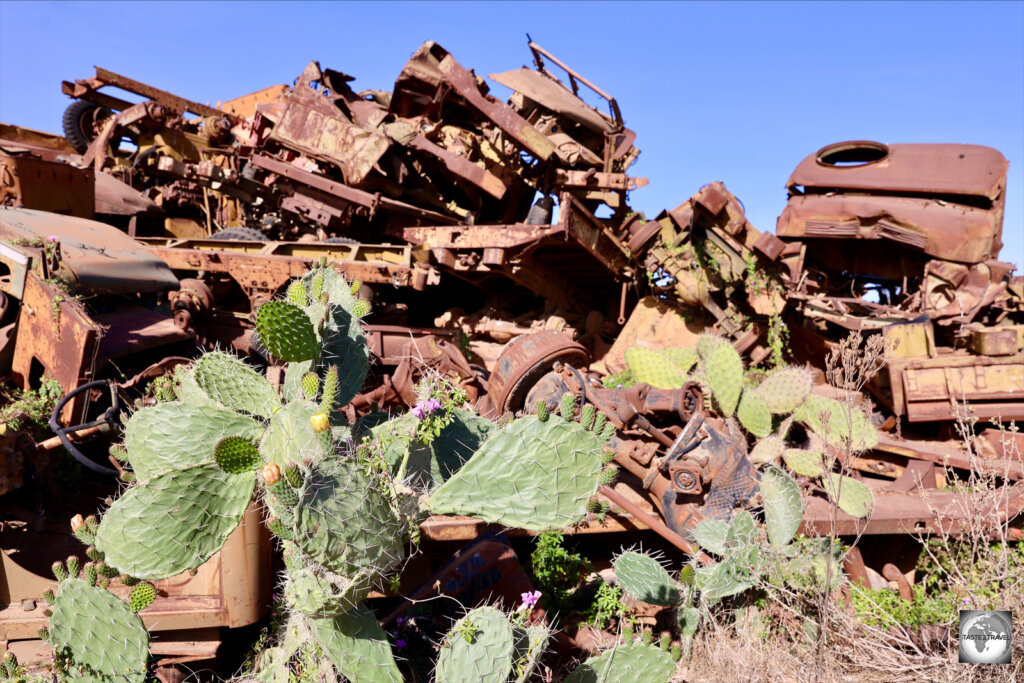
left=70, top=514, right=85, bottom=533
left=310, top=412, right=330, bottom=433
left=262, top=463, right=281, bottom=486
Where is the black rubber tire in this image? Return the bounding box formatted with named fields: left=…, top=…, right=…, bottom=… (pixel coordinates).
left=324, top=236, right=359, bottom=244
left=63, top=100, right=102, bottom=153
left=210, top=227, right=267, bottom=241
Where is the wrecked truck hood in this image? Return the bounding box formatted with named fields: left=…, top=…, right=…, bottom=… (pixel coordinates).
left=0, top=207, right=179, bottom=294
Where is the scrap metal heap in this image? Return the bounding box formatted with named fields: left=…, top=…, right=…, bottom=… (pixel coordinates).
left=0, top=39, right=1022, bottom=671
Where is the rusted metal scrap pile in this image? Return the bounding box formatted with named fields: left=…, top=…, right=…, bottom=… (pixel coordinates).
left=1, top=39, right=1022, bottom=674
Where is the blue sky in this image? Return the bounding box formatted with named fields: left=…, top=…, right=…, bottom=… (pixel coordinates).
left=2, top=1, right=1021, bottom=268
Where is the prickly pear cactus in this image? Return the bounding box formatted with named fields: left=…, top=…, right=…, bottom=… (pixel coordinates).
left=428, top=412, right=608, bottom=531
left=756, top=366, right=813, bottom=414
left=287, top=457, right=406, bottom=581
left=736, top=388, right=772, bottom=438
left=695, top=557, right=756, bottom=602
left=759, top=465, right=802, bottom=547
left=435, top=606, right=516, bottom=683
left=128, top=582, right=156, bottom=613
left=256, top=300, right=320, bottom=362
left=308, top=606, right=402, bottom=683
left=214, top=436, right=261, bottom=474
left=795, top=395, right=877, bottom=451
left=563, top=642, right=676, bottom=683
left=368, top=409, right=495, bottom=489
left=624, top=347, right=691, bottom=389
left=284, top=566, right=376, bottom=618
left=123, top=401, right=263, bottom=481
left=748, top=435, right=784, bottom=465
left=822, top=473, right=874, bottom=518
left=698, top=336, right=743, bottom=417
left=47, top=577, right=149, bottom=682
left=260, top=400, right=331, bottom=467
left=782, top=448, right=825, bottom=477
left=513, top=624, right=552, bottom=683
left=613, top=551, right=680, bottom=606
left=693, top=519, right=728, bottom=556
left=193, top=351, right=281, bottom=419
left=96, top=463, right=255, bottom=579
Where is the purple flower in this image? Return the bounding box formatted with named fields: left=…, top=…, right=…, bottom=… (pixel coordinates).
left=518, top=590, right=541, bottom=611
left=396, top=617, right=404, bottom=624
left=47, top=235, right=59, bottom=242
left=961, top=597, right=970, bottom=606
left=412, top=397, right=443, bottom=420
left=395, top=639, right=407, bottom=650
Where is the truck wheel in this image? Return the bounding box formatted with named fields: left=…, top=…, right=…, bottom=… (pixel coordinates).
left=62, top=100, right=107, bottom=153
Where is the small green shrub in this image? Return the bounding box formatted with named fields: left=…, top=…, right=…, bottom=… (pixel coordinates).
left=584, top=582, right=627, bottom=630
left=850, top=584, right=957, bottom=629
left=528, top=532, right=592, bottom=615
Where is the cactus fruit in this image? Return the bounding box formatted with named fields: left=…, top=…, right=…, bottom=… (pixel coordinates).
left=352, top=299, right=371, bottom=318
left=748, top=435, right=784, bottom=465
left=622, top=623, right=634, bottom=641
left=84, top=563, right=97, bottom=586
left=756, top=366, right=813, bottom=414
left=319, top=366, right=340, bottom=412
left=736, top=388, right=772, bottom=438
left=581, top=404, right=597, bottom=431
left=266, top=517, right=293, bottom=541
left=536, top=400, right=549, bottom=421
left=308, top=607, right=402, bottom=683
left=310, top=412, right=330, bottom=434
left=193, top=352, right=281, bottom=419
left=671, top=643, right=683, bottom=662
left=300, top=372, right=320, bottom=400
left=428, top=413, right=608, bottom=531
left=124, top=400, right=264, bottom=482
left=822, top=473, right=874, bottom=518
left=679, top=565, right=696, bottom=587
left=129, top=582, right=157, bottom=612
left=658, top=633, right=670, bottom=651
left=613, top=551, right=680, bottom=606
left=701, top=340, right=744, bottom=417
left=214, top=436, right=261, bottom=474
left=624, top=347, right=689, bottom=389
left=436, top=607, right=516, bottom=683
left=66, top=555, right=80, bottom=578
left=782, top=449, right=825, bottom=477
left=52, top=561, right=67, bottom=582
left=262, top=462, right=281, bottom=486
left=47, top=578, right=149, bottom=682
left=256, top=301, right=320, bottom=362
left=759, top=465, right=802, bottom=547
left=563, top=642, right=676, bottom=683
left=560, top=393, right=576, bottom=420
left=97, top=463, right=255, bottom=579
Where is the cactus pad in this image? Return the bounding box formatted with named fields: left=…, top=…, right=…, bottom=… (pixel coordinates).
left=128, top=582, right=156, bottom=613
left=624, top=347, right=689, bottom=389
left=284, top=566, right=375, bottom=617
left=701, top=341, right=743, bottom=417
left=428, top=414, right=608, bottom=531
left=823, top=473, right=874, bottom=518
left=193, top=352, right=281, bottom=419
left=759, top=465, right=802, bottom=547
left=796, top=395, right=878, bottom=451
left=436, top=606, right=515, bottom=683
left=782, top=449, right=825, bottom=477
left=352, top=299, right=371, bottom=318
left=300, top=372, right=320, bottom=400
left=748, top=435, right=784, bottom=465
left=613, top=551, right=680, bottom=606
left=256, top=301, right=320, bottom=362
left=214, top=436, right=261, bottom=474
left=47, top=578, right=149, bottom=682
left=261, top=400, right=330, bottom=468
left=290, top=458, right=405, bottom=579
left=96, top=463, right=255, bottom=579
left=309, top=607, right=402, bottom=683
left=736, top=388, right=772, bottom=438
left=564, top=642, right=676, bottom=683
left=756, top=366, right=813, bottom=414
left=693, top=519, right=729, bottom=556
left=695, top=558, right=755, bottom=602
left=124, top=401, right=264, bottom=482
